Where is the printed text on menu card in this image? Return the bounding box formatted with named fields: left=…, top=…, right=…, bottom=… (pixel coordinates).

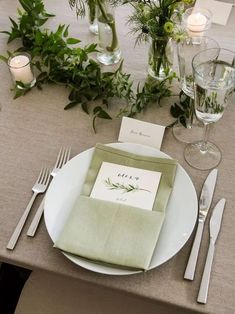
left=90, top=162, right=162, bottom=210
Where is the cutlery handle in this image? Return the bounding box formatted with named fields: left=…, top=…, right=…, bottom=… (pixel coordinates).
left=27, top=197, right=45, bottom=237
left=197, top=242, right=215, bottom=304
left=7, top=193, right=37, bottom=250
left=184, top=219, right=204, bottom=280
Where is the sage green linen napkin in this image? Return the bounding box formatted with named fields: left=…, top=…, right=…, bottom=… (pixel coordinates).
left=55, top=144, right=177, bottom=271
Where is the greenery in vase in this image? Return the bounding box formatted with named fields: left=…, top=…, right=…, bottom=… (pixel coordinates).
left=126, top=0, right=194, bottom=78
left=69, top=0, right=119, bottom=52
left=88, top=0, right=97, bottom=24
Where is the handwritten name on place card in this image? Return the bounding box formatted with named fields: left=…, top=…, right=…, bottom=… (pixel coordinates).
left=90, top=162, right=162, bottom=210
left=118, top=117, right=165, bottom=150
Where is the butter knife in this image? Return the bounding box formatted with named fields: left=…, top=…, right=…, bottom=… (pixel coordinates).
left=197, top=198, right=226, bottom=304
left=184, top=168, right=218, bottom=280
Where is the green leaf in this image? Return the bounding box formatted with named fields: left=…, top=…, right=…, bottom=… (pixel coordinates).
left=64, top=101, right=80, bottom=110
left=81, top=102, right=89, bottom=114
left=14, top=89, right=24, bottom=99
left=9, top=17, right=18, bottom=29
left=0, top=31, right=10, bottom=35
left=63, top=25, right=69, bottom=38
left=84, top=43, right=97, bottom=53
left=35, top=31, right=43, bottom=45
left=93, top=106, right=112, bottom=119
left=66, top=38, right=81, bottom=45
left=0, top=55, right=8, bottom=62
left=19, top=0, right=32, bottom=12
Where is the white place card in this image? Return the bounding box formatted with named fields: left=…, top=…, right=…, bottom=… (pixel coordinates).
left=90, top=162, right=162, bottom=211
left=118, top=117, right=165, bottom=150
left=195, top=0, right=233, bottom=25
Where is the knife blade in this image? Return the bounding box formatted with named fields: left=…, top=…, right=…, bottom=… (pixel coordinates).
left=184, top=168, right=218, bottom=280
left=197, top=198, right=226, bottom=304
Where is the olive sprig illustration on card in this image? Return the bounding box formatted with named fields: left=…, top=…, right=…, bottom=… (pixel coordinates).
left=104, top=178, right=150, bottom=193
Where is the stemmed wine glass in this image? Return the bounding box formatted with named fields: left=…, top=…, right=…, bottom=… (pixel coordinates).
left=184, top=48, right=235, bottom=170
left=174, top=36, right=219, bottom=143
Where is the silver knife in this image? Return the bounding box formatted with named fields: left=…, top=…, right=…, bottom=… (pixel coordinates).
left=184, top=168, right=218, bottom=280
left=197, top=198, right=226, bottom=304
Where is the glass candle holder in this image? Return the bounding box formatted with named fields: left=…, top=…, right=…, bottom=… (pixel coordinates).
left=8, top=52, right=36, bottom=88
left=182, top=7, right=212, bottom=37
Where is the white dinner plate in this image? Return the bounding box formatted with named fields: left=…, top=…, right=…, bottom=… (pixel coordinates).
left=44, top=143, right=198, bottom=275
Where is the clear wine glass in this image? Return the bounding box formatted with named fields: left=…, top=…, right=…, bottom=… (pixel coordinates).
left=184, top=48, right=235, bottom=170
left=173, top=36, right=219, bottom=143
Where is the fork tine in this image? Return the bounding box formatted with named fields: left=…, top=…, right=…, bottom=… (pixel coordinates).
left=65, top=147, right=71, bottom=163
left=37, top=167, right=44, bottom=183
left=54, top=147, right=63, bottom=169
left=42, top=168, right=48, bottom=185
left=38, top=167, right=46, bottom=184
left=39, top=167, right=49, bottom=185
left=58, top=147, right=67, bottom=169
left=43, top=168, right=51, bottom=185
left=56, top=147, right=71, bottom=169
left=61, top=147, right=71, bottom=167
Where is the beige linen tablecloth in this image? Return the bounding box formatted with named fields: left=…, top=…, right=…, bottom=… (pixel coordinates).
left=0, top=1, right=235, bottom=314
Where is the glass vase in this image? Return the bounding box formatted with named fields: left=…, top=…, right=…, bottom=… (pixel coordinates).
left=148, top=37, right=173, bottom=80
left=96, top=0, right=121, bottom=65
left=88, top=0, right=98, bottom=35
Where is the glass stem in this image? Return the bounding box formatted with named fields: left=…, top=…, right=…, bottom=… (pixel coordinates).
left=187, top=97, right=194, bottom=128
left=201, top=123, right=210, bottom=153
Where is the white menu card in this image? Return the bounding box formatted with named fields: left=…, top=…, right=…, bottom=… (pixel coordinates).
left=90, top=162, right=162, bottom=211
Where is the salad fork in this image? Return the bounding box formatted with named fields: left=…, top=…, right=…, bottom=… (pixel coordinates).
left=7, top=167, right=51, bottom=250
left=27, top=147, right=71, bottom=237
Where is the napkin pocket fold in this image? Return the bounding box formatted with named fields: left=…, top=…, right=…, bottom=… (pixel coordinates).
left=54, top=144, right=178, bottom=271
left=54, top=195, right=165, bottom=271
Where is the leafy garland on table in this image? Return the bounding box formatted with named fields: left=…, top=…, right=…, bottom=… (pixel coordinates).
left=0, top=0, right=183, bottom=131
left=69, top=0, right=194, bottom=126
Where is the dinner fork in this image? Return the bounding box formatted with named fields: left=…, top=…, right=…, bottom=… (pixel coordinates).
left=27, top=147, right=71, bottom=237
left=7, top=167, right=51, bottom=250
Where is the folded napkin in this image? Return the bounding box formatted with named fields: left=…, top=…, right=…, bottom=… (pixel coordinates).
left=55, top=144, right=177, bottom=271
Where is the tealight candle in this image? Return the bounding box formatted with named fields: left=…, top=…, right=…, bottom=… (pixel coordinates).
left=8, top=53, right=35, bottom=86
left=187, top=12, right=207, bottom=33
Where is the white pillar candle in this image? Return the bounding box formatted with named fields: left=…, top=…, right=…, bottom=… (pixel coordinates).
left=187, top=12, right=207, bottom=34
left=9, top=54, right=34, bottom=84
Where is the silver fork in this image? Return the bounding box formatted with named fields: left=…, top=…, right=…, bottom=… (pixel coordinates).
left=7, top=167, right=51, bottom=250
left=27, top=147, right=71, bottom=237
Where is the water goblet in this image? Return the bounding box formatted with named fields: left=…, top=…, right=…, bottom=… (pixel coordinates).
left=184, top=48, right=235, bottom=170
left=173, top=36, right=219, bottom=143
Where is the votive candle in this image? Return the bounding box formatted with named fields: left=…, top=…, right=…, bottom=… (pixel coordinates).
left=187, top=12, right=207, bottom=34
left=8, top=53, right=35, bottom=85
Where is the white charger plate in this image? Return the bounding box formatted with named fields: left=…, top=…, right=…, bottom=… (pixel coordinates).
left=44, top=143, right=198, bottom=275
